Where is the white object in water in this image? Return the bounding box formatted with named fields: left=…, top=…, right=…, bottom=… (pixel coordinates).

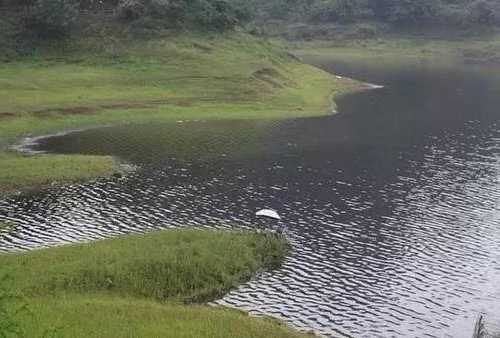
left=256, top=209, right=281, bottom=220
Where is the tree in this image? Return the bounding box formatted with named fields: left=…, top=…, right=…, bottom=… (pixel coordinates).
left=311, top=0, right=371, bottom=23
left=25, top=0, right=78, bottom=39
left=369, top=0, right=439, bottom=23
left=116, top=0, right=248, bottom=30
left=468, top=0, right=500, bottom=24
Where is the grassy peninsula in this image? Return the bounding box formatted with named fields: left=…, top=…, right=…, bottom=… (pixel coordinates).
left=0, top=229, right=308, bottom=337
left=0, top=31, right=358, bottom=196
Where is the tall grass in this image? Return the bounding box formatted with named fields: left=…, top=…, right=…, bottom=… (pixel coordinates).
left=0, top=229, right=288, bottom=303
left=0, top=229, right=308, bottom=337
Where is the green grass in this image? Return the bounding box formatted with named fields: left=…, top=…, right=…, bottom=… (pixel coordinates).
left=0, top=153, right=117, bottom=197
left=0, top=31, right=357, bottom=196
left=0, top=229, right=288, bottom=302
left=0, top=33, right=354, bottom=125
left=0, top=229, right=307, bottom=337
left=19, top=296, right=310, bottom=338
left=292, top=33, right=500, bottom=65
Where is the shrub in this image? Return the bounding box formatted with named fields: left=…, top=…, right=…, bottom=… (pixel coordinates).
left=25, top=0, right=78, bottom=39
left=310, top=0, right=372, bottom=23
left=189, top=0, right=240, bottom=31
left=116, top=0, right=246, bottom=31
left=437, top=4, right=470, bottom=26
left=149, top=0, right=186, bottom=21
left=468, top=0, right=500, bottom=25
left=354, top=23, right=377, bottom=38
left=0, top=17, right=20, bottom=58
left=115, top=0, right=146, bottom=21
left=383, top=0, right=439, bottom=24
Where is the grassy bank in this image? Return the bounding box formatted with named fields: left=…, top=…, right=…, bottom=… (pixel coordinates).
left=19, top=297, right=309, bottom=338
left=0, top=229, right=287, bottom=301
left=0, top=31, right=357, bottom=196
left=291, top=31, right=500, bottom=65
left=0, top=229, right=307, bottom=337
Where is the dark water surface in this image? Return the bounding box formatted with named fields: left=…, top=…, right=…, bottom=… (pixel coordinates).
left=2, top=55, right=500, bottom=337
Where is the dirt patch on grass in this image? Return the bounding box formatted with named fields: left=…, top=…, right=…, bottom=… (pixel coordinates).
left=192, top=42, right=213, bottom=52
left=32, top=100, right=204, bottom=117
left=0, top=112, right=16, bottom=119
left=253, top=68, right=288, bottom=88
left=15, top=95, right=261, bottom=119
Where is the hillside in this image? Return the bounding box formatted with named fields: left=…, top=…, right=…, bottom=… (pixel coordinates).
left=0, top=26, right=359, bottom=196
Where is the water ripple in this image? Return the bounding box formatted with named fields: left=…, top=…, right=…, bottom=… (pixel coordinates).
left=2, top=63, right=500, bottom=337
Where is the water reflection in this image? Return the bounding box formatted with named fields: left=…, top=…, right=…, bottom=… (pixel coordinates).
left=1, top=57, right=500, bottom=337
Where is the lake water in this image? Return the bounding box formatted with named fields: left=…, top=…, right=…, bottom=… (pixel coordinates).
left=2, top=54, right=500, bottom=337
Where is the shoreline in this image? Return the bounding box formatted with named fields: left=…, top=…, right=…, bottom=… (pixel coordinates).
left=9, top=127, right=95, bottom=155
left=0, top=32, right=363, bottom=197
left=11, top=73, right=376, bottom=155
left=3, top=33, right=494, bottom=337
left=289, top=32, right=500, bottom=67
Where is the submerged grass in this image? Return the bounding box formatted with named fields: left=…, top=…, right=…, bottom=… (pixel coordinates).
left=0, top=32, right=356, bottom=195
left=0, top=229, right=305, bottom=337
left=0, top=222, right=13, bottom=231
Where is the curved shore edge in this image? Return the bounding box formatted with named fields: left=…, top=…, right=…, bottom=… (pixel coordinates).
left=0, top=228, right=318, bottom=337
left=0, top=33, right=365, bottom=198
left=330, top=80, right=384, bottom=114
left=2, top=67, right=374, bottom=199
left=9, top=128, right=93, bottom=155
left=11, top=72, right=378, bottom=156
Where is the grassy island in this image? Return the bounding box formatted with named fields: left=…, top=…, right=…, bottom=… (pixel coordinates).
left=0, top=229, right=309, bottom=337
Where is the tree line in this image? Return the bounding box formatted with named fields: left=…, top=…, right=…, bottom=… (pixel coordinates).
left=0, top=0, right=252, bottom=41
left=1, top=0, right=499, bottom=42
left=249, top=0, right=500, bottom=26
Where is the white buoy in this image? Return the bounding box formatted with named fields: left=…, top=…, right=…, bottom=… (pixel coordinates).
left=256, top=209, right=281, bottom=220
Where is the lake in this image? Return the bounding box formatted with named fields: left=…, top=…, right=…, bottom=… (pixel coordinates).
left=1, top=53, right=500, bottom=337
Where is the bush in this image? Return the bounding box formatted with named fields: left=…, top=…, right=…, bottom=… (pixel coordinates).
left=115, top=0, right=147, bottom=21
left=354, top=23, right=378, bottom=38
left=189, top=0, right=241, bottom=31
left=0, top=17, right=21, bottom=58
left=310, top=0, right=372, bottom=23
left=437, top=4, right=470, bottom=26
left=116, top=0, right=246, bottom=31
left=468, top=0, right=500, bottom=25
left=25, top=0, right=78, bottom=39
left=384, top=0, right=439, bottom=24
